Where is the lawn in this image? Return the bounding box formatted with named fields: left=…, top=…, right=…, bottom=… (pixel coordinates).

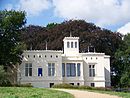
left=91, top=90, right=130, bottom=98
left=0, top=87, right=74, bottom=98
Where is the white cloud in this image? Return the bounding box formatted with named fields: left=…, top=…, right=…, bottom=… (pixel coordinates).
left=18, top=0, right=51, bottom=16
left=52, top=0, right=130, bottom=27
left=5, top=0, right=51, bottom=16
left=117, top=22, right=130, bottom=35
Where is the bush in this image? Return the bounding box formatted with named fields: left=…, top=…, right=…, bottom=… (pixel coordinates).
left=12, top=83, right=33, bottom=87
left=52, top=83, right=74, bottom=89
left=52, top=83, right=112, bottom=91
left=0, top=79, right=12, bottom=87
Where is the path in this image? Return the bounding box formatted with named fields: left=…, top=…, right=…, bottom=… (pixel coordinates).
left=54, top=89, right=121, bottom=98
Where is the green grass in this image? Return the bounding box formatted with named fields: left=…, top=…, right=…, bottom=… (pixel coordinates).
left=89, top=90, right=130, bottom=98
left=0, top=87, right=74, bottom=98
left=52, top=83, right=130, bottom=98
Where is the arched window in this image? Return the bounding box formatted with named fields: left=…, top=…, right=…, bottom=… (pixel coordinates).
left=75, top=42, right=77, bottom=48
left=71, top=42, right=73, bottom=48
left=67, top=42, right=70, bottom=48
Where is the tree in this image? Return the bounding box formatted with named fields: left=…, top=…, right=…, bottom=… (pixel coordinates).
left=0, top=10, right=26, bottom=68
left=0, top=65, right=11, bottom=86
left=114, top=34, right=130, bottom=87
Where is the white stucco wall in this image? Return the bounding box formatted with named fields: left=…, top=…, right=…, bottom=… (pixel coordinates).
left=18, top=37, right=110, bottom=88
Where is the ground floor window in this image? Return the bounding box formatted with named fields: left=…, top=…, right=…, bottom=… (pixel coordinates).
left=66, top=63, right=76, bottom=77
left=25, top=63, right=32, bottom=76
left=48, top=63, right=55, bottom=76
left=89, top=65, right=95, bottom=77
left=62, top=63, right=65, bottom=77
left=77, top=63, right=81, bottom=76
left=38, top=68, right=42, bottom=76
left=90, top=83, right=95, bottom=87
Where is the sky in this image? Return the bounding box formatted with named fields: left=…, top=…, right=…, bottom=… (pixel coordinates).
left=0, top=0, right=130, bottom=35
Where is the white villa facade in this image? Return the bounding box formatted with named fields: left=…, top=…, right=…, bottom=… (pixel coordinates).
left=18, top=36, right=111, bottom=88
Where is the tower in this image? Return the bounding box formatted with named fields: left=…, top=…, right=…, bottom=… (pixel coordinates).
left=63, top=37, right=79, bottom=56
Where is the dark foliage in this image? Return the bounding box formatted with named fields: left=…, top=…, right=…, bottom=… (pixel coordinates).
left=21, top=20, right=122, bottom=54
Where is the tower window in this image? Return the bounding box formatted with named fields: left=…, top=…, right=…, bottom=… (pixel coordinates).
left=67, top=42, right=70, bottom=48
left=75, top=42, right=77, bottom=48
left=71, top=42, right=73, bottom=48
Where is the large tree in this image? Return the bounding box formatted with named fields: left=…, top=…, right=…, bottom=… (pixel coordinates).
left=0, top=10, right=26, bottom=68
left=114, top=34, right=130, bottom=87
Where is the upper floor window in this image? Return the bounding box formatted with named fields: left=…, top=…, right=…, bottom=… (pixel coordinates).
left=39, top=55, right=41, bottom=58
left=38, top=68, right=42, bottom=76
left=71, top=42, right=73, bottom=48
left=25, top=63, right=32, bottom=76
left=48, top=63, right=55, bottom=76
left=67, top=42, right=70, bottom=48
left=75, top=42, right=77, bottom=48
left=89, top=65, right=95, bottom=77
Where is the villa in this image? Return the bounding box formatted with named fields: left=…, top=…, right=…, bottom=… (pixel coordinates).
left=18, top=36, right=111, bottom=88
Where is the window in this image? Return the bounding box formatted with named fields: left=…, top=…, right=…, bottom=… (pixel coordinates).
left=25, top=63, right=32, bottom=76
left=27, top=55, right=29, bottom=58
left=66, top=63, right=76, bottom=77
left=91, top=83, right=95, bottom=87
left=77, top=83, right=80, bottom=86
left=89, top=65, right=95, bottom=77
left=48, top=63, right=55, bottom=76
left=77, top=63, right=81, bottom=76
left=56, top=55, right=58, bottom=58
left=50, top=83, right=54, bottom=88
left=39, top=55, right=41, bottom=58
left=62, top=63, right=65, bottom=77
left=45, top=55, right=46, bottom=58
left=70, top=83, right=74, bottom=85
left=50, top=55, right=52, bottom=58
left=67, top=42, right=70, bottom=48
left=75, top=42, right=77, bottom=48
left=38, top=68, right=42, bottom=76
left=71, top=42, right=73, bottom=48
left=33, top=55, right=35, bottom=58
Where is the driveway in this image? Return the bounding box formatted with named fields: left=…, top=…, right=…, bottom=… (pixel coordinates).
left=54, top=89, right=121, bottom=98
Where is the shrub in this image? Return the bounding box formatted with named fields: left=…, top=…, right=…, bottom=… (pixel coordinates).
left=52, top=83, right=112, bottom=91
left=52, top=83, right=74, bottom=89
left=12, top=83, right=33, bottom=87
left=0, top=79, right=12, bottom=87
